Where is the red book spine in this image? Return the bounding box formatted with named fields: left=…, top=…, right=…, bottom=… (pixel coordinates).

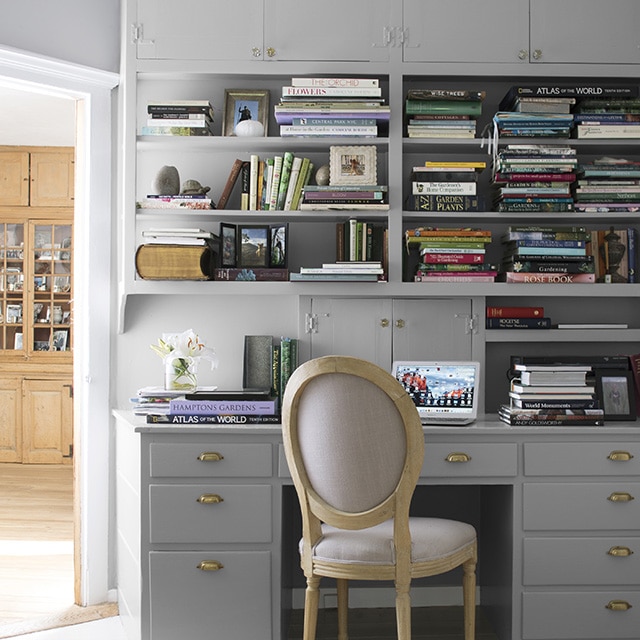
left=486, top=306, right=545, bottom=318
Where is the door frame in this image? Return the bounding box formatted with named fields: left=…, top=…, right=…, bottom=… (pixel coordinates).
left=0, top=45, right=118, bottom=605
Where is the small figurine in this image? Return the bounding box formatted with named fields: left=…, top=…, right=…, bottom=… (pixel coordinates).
left=180, top=179, right=211, bottom=195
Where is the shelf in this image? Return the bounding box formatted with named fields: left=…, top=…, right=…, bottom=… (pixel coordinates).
left=485, top=328, right=640, bottom=343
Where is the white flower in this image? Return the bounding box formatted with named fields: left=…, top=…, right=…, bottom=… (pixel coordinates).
left=151, top=329, right=218, bottom=370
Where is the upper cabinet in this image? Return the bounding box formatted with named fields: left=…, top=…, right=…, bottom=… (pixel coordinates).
left=402, top=0, right=640, bottom=64
left=135, top=0, right=393, bottom=62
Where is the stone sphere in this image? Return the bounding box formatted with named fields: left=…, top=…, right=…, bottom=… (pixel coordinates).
left=235, top=119, right=265, bottom=137
left=315, top=164, right=330, bottom=185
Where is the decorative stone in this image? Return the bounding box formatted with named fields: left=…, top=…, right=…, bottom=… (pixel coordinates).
left=153, top=165, right=180, bottom=195
left=314, top=164, right=330, bottom=185
left=234, top=119, right=265, bottom=137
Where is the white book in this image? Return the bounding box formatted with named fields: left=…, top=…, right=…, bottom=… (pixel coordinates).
left=283, top=156, right=303, bottom=211
left=249, top=154, right=259, bottom=211
left=269, top=156, right=283, bottom=211
left=412, top=182, right=477, bottom=195
left=291, top=78, right=379, bottom=88
left=282, top=86, right=382, bottom=98
left=146, top=118, right=209, bottom=127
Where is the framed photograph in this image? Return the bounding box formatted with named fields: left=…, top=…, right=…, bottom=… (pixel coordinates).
left=329, top=145, right=377, bottom=186
left=52, top=330, right=69, bottom=351
left=14, top=333, right=23, bottom=350
left=238, top=225, right=270, bottom=269
left=223, top=89, right=270, bottom=137
left=595, top=370, right=636, bottom=421
left=34, top=340, right=50, bottom=351
left=6, top=304, right=22, bottom=324
left=269, top=223, right=288, bottom=268
left=220, top=223, right=237, bottom=268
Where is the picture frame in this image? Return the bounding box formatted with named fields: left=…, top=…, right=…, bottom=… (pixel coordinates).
left=238, top=225, right=270, bottom=269
left=595, top=370, right=636, bottom=421
left=223, top=89, right=270, bottom=137
left=52, top=330, right=69, bottom=352
left=6, top=304, right=22, bottom=324
left=329, top=145, right=377, bottom=186
left=220, top=223, right=237, bottom=268
left=269, top=223, right=288, bottom=268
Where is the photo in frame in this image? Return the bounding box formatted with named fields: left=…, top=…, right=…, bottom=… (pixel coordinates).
left=223, top=89, right=270, bottom=137
left=595, top=370, right=636, bottom=421
left=269, top=223, right=288, bottom=268
left=52, top=330, right=69, bottom=351
left=329, top=145, right=377, bottom=186
left=220, top=223, right=237, bottom=268
left=238, top=225, right=270, bottom=268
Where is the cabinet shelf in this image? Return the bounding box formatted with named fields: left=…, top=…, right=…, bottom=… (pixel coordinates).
left=485, top=328, right=640, bottom=343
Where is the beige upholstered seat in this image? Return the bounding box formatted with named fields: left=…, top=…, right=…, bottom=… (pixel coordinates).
left=282, top=355, right=477, bottom=640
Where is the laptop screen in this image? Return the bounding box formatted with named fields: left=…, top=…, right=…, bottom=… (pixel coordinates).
left=391, top=361, right=480, bottom=424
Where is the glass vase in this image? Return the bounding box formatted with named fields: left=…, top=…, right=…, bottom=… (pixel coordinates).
left=164, top=355, right=198, bottom=391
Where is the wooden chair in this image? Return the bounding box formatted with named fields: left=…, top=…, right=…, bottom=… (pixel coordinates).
left=282, top=355, right=477, bottom=640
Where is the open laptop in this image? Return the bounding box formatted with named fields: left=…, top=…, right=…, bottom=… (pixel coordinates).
left=391, top=361, right=480, bottom=425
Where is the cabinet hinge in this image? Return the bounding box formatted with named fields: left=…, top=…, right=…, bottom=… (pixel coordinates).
left=305, top=313, right=318, bottom=334
left=455, top=313, right=479, bottom=335
left=63, top=444, right=73, bottom=459
left=131, top=23, right=154, bottom=45
left=64, top=383, right=73, bottom=398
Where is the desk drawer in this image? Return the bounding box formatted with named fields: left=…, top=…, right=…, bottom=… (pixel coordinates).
left=149, top=484, right=272, bottom=543
left=149, top=442, right=272, bottom=478
left=523, top=537, right=640, bottom=586
left=149, top=550, right=271, bottom=640
left=522, top=591, right=640, bottom=639
left=422, top=443, right=517, bottom=477
left=523, top=483, right=640, bottom=531
left=524, top=442, right=640, bottom=477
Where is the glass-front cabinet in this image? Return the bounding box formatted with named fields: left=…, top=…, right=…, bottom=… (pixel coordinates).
left=0, top=220, right=72, bottom=356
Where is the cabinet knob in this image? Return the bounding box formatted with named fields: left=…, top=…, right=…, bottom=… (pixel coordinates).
left=395, top=319, right=405, bottom=329
left=518, top=49, right=528, bottom=60
left=607, top=546, right=634, bottom=557
left=197, top=452, right=224, bottom=462
left=380, top=318, right=389, bottom=328
left=446, top=452, right=472, bottom=463
left=197, top=494, right=224, bottom=504
left=266, top=47, right=276, bottom=58
left=251, top=47, right=261, bottom=58
left=608, top=492, right=635, bottom=502
left=197, top=560, right=224, bottom=572
left=532, top=49, right=543, bottom=60
left=605, top=600, right=632, bottom=611
left=608, top=450, right=634, bottom=461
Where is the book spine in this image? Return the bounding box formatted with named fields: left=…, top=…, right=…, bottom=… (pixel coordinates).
left=410, top=195, right=483, bottom=212
left=217, top=158, right=244, bottom=210
left=271, top=344, right=281, bottom=400
left=628, top=227, right=636, bottom=283
left=407, top=89, right=486, bottom=101
left=282, top=86, right=382, bottom=97
left=291, top=117, right=377, bottom=126
left=268, top=156, right=284, bottom=210
left=147, top=414, right=281, bottom=424
left=413, top=182, right=477, bottom=195
left=280, top=337, right=292, bottom=399
left=421, top=253, right=485, bottom=264
left=249, top=154, right=259, bottom=210
left=486, top=317, right=552, bottom=329
left=145, top=118, right=209, bottom=127
left=261, top=158, right=274, bottom=210
left=513, top=399, right=600, bottom=410
left=275, top=152, right=294, bottom=210
left=291, top=157, right=311, bottom=211
left=240, top=161, right=250, bottom=210
left=290, top=78, right=379, bottom=88
left=213, top=268, right=289, bottom=281
left=283, top=156, right=303, bottom=210
left=169, top=399, right=277, bottom=415
left=486, top=306, right=545, bottom=318
left=502, top=272, right=596, bottom=283
left=148, top=112, right=209, bottom=120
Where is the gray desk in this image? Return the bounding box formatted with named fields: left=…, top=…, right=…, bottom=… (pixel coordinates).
left=113, top=411, right=640, bottom=640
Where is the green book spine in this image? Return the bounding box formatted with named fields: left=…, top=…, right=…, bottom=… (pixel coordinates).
left=405, top=100, right=482, bottom=116
left=271, top=344, right=281, bottom=402
left=280, top=337, right=292, bottom=399
left=276, top=151, right=295, bottom=210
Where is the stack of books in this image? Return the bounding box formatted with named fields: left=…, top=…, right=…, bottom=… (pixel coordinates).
left=574, top=158, right=640, bottom=213
left=140, top=228, right=219, bottom=246
left=300, top=185, right=389, bottom=210
left=486, top=304, right=551, bottom=330
left=410, top=161, right=486, bottom=212
left=574, top=96, right=640, bottom=139
left=492, top=144, right=578, bottom=212
left=291, top=260, right=385, bottom=282
left=130, top=387, right=188, bottom=416
left=498, top=225, right=594, bottom=284
left=405, top=227, right=496, bottom=283
left=405, top=89, right=485, bottom=138
left=274, top=77, right=390, bottom=134
left=137, top=194, right=215, bottom=210
left=142, top=100, right=214, bottom=136
left=588, top=226, right=636, bottom=283
left=500, top=363, right=604, bottom=426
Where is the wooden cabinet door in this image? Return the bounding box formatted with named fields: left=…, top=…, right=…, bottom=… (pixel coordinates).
left=265, top=0, right=392, bottom=62
left=530, top=0, right=640, bottom=63
left=136, top=0, right=264, bottom=60
left=0, top=377, right=22, bottom=463
left=0, top=151, right=29, bottom=206
left=29, top=151, right=75, bottom=207
left=403, top=0, right=529, bottom=63
left=22, top=378, right=73, bottom=464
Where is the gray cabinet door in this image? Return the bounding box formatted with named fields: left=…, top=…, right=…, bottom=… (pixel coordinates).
left=136, top=0, right=264, bottom=60
left=530, top=0, right=640, bottom=64
left=265, top=0, right=392, bottom=62
left=402, top=0, right=529, bottom=63
left=308, top=297, right=473, bottom=370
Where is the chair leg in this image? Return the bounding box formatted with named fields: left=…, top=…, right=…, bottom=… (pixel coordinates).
left=394, top=580, right=411, bottom=640
left=303, top=575, right=321, bottom=640
left=336, top=578, right=348, bottom=640
left=462, top=557, right=477, bottom=640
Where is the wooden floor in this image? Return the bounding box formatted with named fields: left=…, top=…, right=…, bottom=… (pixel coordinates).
left=0, top=464, right=75, bottom=625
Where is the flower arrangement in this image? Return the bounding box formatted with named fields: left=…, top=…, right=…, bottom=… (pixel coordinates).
left=151, top=329, right=218, bottom=391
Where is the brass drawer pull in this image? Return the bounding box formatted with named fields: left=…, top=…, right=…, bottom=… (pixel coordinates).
left=446, top=452, right=471, bottom=463
left=608, top=492, right=635, bottom=502
left=605, top=600, right=632, bottom=611
left=607, top=546, right=634, bottom=557
left=608, top=450, right=634, bottom=462
left=197, top=452, right=224, bottom=462
left=197, top=560, right=224, bottom=572
left=197, top=494, right=224, bottom=504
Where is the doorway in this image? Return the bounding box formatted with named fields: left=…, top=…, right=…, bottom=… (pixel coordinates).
left=0, top=46, right=118, bottom=614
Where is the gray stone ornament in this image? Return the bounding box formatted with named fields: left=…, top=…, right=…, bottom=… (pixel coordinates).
left=314, top=164, right=330, bottom=186
left=181, top=179, right=211, bottom=195
left=152, top=165, right=180, bottom=195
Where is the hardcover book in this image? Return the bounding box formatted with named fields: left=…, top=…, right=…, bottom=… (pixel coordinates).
left=486, top=317, right=551, bottom=329
left=135, top=244, right=216, bottom=280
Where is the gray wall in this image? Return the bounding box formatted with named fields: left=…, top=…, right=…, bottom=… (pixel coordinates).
left=0, top=0, right=120, bottom=73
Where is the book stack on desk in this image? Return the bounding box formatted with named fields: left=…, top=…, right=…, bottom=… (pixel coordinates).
left=500, top=363, right=604, bottom=426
